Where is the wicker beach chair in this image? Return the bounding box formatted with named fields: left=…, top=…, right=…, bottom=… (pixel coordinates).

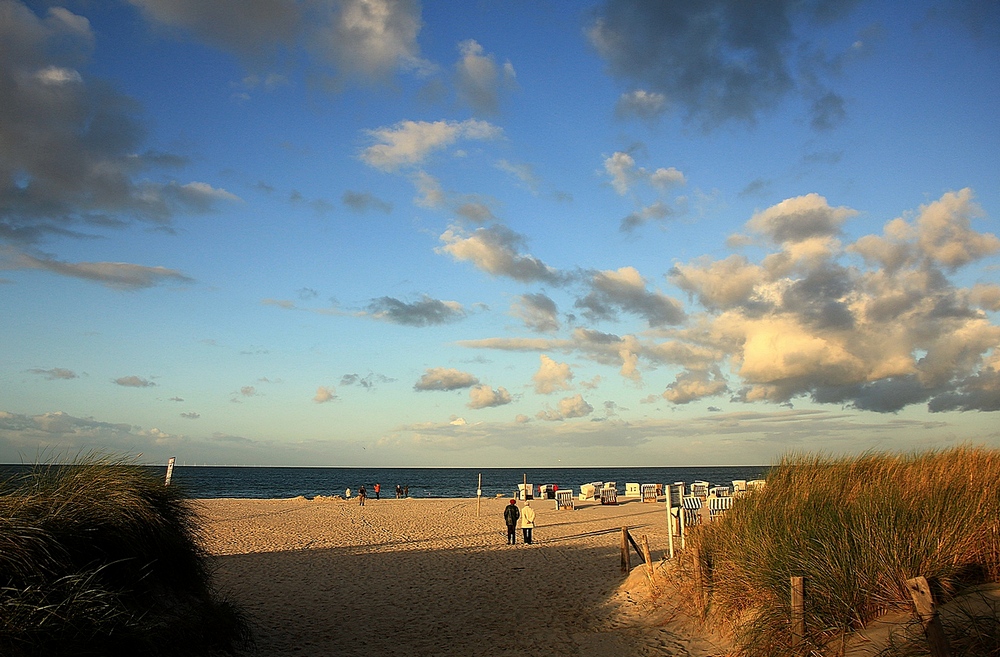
left=555, top=489, right=574, bottom=510
left=682, top=496, right=702, bottom=526
left=690, top=481, right=710, bottom=498
left=708, top=495, right=733, bottom=521
left=641, top=483, right=658, bottom=503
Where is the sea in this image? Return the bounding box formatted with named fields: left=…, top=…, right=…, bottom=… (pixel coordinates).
left=0, top=464, right=770, bottom=499
left=159, top=466, right=768, bottom=498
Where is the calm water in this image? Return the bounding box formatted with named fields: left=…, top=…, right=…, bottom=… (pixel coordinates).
left=1, top=464, right=769, bottom=499
left=138, top=465, right=763, bottom=499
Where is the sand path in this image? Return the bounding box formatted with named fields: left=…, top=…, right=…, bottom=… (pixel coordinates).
left=197, top=496, right=725, bottom=657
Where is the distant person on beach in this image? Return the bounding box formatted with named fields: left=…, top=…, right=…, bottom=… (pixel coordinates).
left=521, top=501, right=536, bottom=544
left=345, top=487, right=351, bottom=498
left=374, top=483, right=381, bottom=500
left=358, top=485, right=367, bottom=506
left=503, top=499, right=520, bottom=545
left=404, top=485, right=409, bottom=497
left=395, top=484, right=402, bottom=498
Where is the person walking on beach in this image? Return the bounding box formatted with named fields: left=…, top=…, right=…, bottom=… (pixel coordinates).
left=374, top=483, right=381, bottom=500
left=503, top=499, right=520, bottom=545
left=358, top=485, right=367, bottom=506
left=520, top=501, right=536, bottom=545
left=396, top=484, right=402, bottom=498
left=404, top=484, right=409, bottom=497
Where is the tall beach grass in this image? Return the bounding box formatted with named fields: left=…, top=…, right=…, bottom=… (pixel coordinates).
left=0, top=455, right=251, bottom=656
left=678, top=446, right=1000, bottom=656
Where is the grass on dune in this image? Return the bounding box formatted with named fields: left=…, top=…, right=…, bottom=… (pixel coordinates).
left=673, top=446, right=1000, bottom=657
left=0, top=455, right=252, bottom=657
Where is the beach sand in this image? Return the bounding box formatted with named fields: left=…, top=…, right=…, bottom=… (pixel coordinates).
left=197, top=495, right=727, bottom=657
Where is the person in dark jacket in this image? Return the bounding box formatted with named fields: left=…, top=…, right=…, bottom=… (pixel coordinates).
left=503, top=499, right=520, bottom=545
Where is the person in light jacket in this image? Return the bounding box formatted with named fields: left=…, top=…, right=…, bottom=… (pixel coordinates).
left=520, top=501, right=536, bottom=544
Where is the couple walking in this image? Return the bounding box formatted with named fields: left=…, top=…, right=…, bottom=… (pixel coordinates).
left=503, top=499, right=535, bottom=545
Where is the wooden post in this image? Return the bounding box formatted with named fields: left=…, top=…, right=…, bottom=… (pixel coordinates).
left=164, top=457, right=175, bottom=486
left=906, top=576, right=952, bottom=657
left=641, top=535, right=654, bottom=576
left=791, top=576, right=805, bottom=653
left=621, top=526, right=630, bottom=573
left=667, top=504, right=675, bottom=559
left=523, top=473, right=527, bottom=500
left=477, top=472, right=482, bottom=517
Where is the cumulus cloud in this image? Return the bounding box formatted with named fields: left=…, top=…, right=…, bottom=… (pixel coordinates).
left=588, top=0, right=858, bottom=129
left=746, top=193, right=857, bottom=244
left=27, top=367, right=77, bottom=380
left=438, top=224, right=563, bottom=284
left=313, top=386, right=337, bottom=403
left=365, top=295, right=466, bottom=326
left=360, top=119, right=502, bottom=171
left=663, top=368, right=730, bottom=404
left=342, top=190, right=392, bottom=213
left=468, top=384, right=512, bottom=409
left=533, top=355, right=574, bottom=394
left=510, top=293, right=560, bottom=333
left=576, top=266, right=686, bottom=327
left=615, top=89, right=667, bottom=120
left=537, top=394, right=594, bottom=421
left=114, top=376, right=155, bottom=388
left=604, top=151, right=685, bottom=195
left=414, top=367, right=479, bottom=391
left=454, top=39, right=516, bottom=115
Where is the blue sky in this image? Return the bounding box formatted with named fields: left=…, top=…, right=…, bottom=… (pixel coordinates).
left=2, top=0, right=999, bottom=467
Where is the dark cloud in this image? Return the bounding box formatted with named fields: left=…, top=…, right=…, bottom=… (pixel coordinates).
left=342, top=190, right=392, bottom=213
left=588, top=0, right=859, bottom=130
left=810, top=91, right=847, bottom=130
left=27, top=367, right=77, bottom=380
left=575, top=267, right=686, bottom=327
left=340, top=372, right=395, bottom=389
left=113, top=375, right=155, bottom=387
left=366, top=295, right=466, bottom=327
left=5, top=250, right=193, bottom=290
left=510, top=293, right=560, bottom=333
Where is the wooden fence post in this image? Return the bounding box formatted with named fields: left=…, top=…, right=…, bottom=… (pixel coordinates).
left=906, top=576, right=952, bottom=657
left=692, top=543, right=705, bottom=617
left=621, top=526, right=630, bottom=573
left=667, top=504, right=675, bottom=559
left=791, top=576, right=805, bottom=653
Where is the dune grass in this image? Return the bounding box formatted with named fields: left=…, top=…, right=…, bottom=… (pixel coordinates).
left=0, top=456, right=252, bottom=656
left=677, top=446, right=1000, bottom=657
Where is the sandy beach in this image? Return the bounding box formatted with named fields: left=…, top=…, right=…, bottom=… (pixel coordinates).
left=198, top=495, right=726, bottom=657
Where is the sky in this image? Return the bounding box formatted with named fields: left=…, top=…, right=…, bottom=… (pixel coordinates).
left=1, top=0, right=999, bottom=467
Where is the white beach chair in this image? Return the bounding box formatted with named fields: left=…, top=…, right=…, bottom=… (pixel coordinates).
left=747, top=479, right=767, bottom=492
left=709, top=486, right=731, bottom=498
left=625, top=482, right=640, bottom=497
left=579, top=483, right=596, bottom=500
left=708, top=495, right=734, bottom=521
left=641, top=483, right=658, bottom=503
left=682, top=496, right=703, bottom=526
left=600, top=483, right=618, bottom=505
left=556, top=489, right=574, bottom=510
left=690, top=481, right=710, bottom=498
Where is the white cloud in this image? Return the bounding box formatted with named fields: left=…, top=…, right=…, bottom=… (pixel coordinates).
left=360, top=119, right=502, bottom=171
left=455, top=39, right=517, bottom=115
left=414, top=367, right=480, bottom=391
left=533, top=355, right=573, bottom=394
left=746, top=193, right=857, bottom=244
left=537, top=394, right=594, bottom=421
left=438, top=224, right=562, bottom=284
left=468, top=384, right=512, bottom=409
left=314, top=386, right=337, bottom=403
